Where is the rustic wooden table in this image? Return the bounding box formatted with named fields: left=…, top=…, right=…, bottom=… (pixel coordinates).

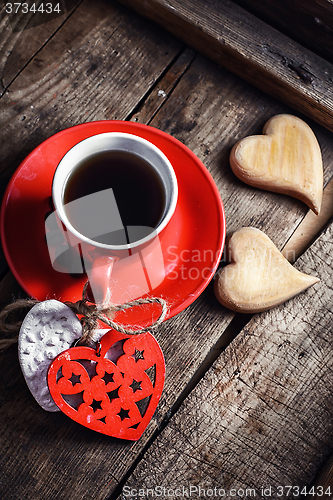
left=0, top=1, right=333, bottom=499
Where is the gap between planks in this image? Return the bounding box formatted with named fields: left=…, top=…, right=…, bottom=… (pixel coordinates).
left=128, top=47, right=197, bottom=125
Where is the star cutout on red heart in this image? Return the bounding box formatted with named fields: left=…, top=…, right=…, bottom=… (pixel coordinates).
left=47, top=329, right=165, bottom=440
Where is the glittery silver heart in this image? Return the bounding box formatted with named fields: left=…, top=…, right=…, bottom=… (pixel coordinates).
left=18, top=300, right=82, bottom=412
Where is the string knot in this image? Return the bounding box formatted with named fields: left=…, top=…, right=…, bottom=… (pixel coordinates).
left=0, top=282, right=168, bottom=350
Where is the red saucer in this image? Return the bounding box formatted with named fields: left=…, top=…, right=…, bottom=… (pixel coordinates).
left=1, top=121, right=226, bottom=327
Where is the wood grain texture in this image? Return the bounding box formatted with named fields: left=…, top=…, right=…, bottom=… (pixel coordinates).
left=283, top=177, right=333, bottom=263
left=214, top=227, right=319, bottom=314
left=0, top=1, right=82, bottom=95
left=230, top=114, right=324, bottom=215
left=122, top=220, right=333, bottom=494
left=234, top=0, right=333, bottom=64
left=130, top=47, right=196, bottom=125
left=1, top=2, right=333, bottom=498
left=117, top=0, right=333, bottom=135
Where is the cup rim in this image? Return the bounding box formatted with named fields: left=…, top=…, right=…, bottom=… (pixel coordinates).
left=52, top=132, right=178, bottom=250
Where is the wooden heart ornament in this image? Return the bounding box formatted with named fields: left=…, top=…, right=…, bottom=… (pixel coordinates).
left=48, top=329, right=165, bottom=440
left=214, top=227, right=319, bottom=313
left=230, top=114, right=323, bottom=214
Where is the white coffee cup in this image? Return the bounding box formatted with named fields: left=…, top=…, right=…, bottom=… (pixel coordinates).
left=51, top=132, right=178, bottom=304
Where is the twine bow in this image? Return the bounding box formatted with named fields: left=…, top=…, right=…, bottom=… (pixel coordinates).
left=0, top=282, right=168, bottom=350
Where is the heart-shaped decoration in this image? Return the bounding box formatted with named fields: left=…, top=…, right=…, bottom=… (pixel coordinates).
left=18, top=300, right=83, bottom=412
left=230, top=114, right=323, bottom=214
left=47, top=329, right=165, bottom=440
left=214, top=227, right=319, bottom=313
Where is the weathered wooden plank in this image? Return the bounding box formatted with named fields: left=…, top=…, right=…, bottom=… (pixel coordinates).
left=0, top=23, right=232, bottom=500
left=0, top=1, right=82, bottom=94
left=282, top=177, right=333, bottom=263
left=121, top=220, right=333, bottom=494
left=233, top=0, right=333, bottom=64
left=130, top=47, right=196, bottom=125
left=0, top=0, right=182, bottom=196
left=117, top=0, right=333, bottom=135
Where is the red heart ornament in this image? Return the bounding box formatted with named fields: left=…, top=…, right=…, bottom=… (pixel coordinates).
left=47, top=329, right=165, bottom=440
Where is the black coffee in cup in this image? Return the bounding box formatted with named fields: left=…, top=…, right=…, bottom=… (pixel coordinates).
left=63, top=151, right=166, bottom=245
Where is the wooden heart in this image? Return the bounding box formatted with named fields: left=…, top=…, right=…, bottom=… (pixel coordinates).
left=214, top=227, right=319, bottom=313
left=230, top=114, right=323, bottom=214
left=47, top=329, right=165, bottom=440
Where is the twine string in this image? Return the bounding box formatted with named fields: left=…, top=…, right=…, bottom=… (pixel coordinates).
left=0, top=282, right=168, bottom=350
left=0, top=299, right=40, bottom=335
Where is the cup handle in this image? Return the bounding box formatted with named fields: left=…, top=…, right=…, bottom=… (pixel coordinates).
left=86, top=252, right=118, bottom=305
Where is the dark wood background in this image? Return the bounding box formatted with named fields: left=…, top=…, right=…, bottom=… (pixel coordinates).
left=0, top=1, right=332, bottom=498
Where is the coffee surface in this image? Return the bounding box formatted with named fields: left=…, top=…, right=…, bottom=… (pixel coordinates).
left=63, top=151, right=166, bottom=245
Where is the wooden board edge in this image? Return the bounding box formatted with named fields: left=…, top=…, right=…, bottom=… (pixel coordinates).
left=116, top=0, right=333, bottom=134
